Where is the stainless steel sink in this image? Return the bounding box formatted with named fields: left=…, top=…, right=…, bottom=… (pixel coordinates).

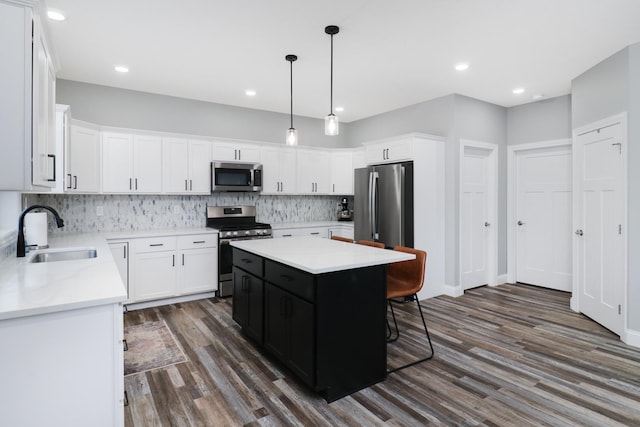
left=29, top=247, right=97, bottom=263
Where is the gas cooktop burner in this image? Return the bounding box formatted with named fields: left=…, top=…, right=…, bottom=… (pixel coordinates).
left=205, top=205, right=272, bottom=239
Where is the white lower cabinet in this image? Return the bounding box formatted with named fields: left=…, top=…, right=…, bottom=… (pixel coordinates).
left=0, top=303, right=124, bottom=427
left=273, top=227, right=328, bottom=239
left=177, top=235, right=217, bottom=295
left=328, top=226, right=354, bottom=240
left=108, top=241, right=130, bottom=301
left=130, top=234, right=217, bottom=303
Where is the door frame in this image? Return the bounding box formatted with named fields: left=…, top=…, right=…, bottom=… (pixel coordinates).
left=458, top=139, right=498, bottom=293
left=506, top=139, right=572, bottom=285
left=571, top=113, right=628, bottom=332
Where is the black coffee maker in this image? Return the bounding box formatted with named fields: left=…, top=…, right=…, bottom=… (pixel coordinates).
left=338, top=197, right=353, bottom=221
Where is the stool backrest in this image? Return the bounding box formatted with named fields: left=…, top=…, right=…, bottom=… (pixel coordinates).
left=331, top=236, right=354, bottom=243
left=357, top=240, right=385, bottom=249
left=387, top=246, right=427, bottom=297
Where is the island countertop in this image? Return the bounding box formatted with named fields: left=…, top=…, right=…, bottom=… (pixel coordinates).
left=231, top=236, right=414, bottom=274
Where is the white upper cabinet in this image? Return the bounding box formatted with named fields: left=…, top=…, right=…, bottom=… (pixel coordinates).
left=102, top=132, right=162, bottom=193
left=163, top=138, right=212, bottom=194
left=212, top=140, right=260, bottom=163
left=365, top=138, right=413, bottom=164
left=296, top=149, right=330, bottom=194
left=329, top=151, right=354, bottom=195
left=66, top=125, right=101, bottom=193
left=260, top=146, right=296, bottom=194
left=31, top=15, right=57, bottom=188
left=0, top=3, right=57, bottom=191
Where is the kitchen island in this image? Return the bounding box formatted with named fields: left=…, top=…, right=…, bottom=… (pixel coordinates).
left=230, top=236, right=414, bottom=402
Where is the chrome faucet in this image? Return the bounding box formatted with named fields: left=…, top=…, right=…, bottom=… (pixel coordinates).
left=17, top=205, right=64, bottom=257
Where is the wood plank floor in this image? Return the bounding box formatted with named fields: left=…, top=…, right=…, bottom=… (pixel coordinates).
left=123, top=284, right=640, bottom=426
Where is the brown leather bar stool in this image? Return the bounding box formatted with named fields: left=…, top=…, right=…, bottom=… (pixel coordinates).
left=357, top=240, right=385, bottom=249
left=331, top=235, right=354, bottom=243
left=386, top=246, right=434, bottom=373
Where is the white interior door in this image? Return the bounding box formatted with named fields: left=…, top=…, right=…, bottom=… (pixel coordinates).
left=574, top=120, right=626, bottom=336
left=515, top=146, right=572, bottom=291
left=461, top=145, right=496, bottom=290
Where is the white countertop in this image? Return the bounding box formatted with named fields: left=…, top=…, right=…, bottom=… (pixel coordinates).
left=271, top=221, right=353, bottom=230
left=231, top=236, right=414, bottom=274
left=0, top=228, right=218, bottom=321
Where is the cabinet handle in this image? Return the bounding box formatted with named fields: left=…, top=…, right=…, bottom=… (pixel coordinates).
left=190, top=180, right=193, bottom=191
left=238, top=149, right=241, bottom=160
left=282, top=234, right=292, bottom=237
left=310, top=232, right=320, bottom=235
left=172, top=254, right=175, bottom=267
left=123, top=246, right=126, bottom=259
left=66, top=173, right=72, bottom=189
left=129, top=178, right=132, bottom=190
left=47, top=154, right=56, bottom=181
left=73, top=175, right=77, bottom=189
left=185, top=179, right=188, bottom=191
left=241, top=258, right=252, bottom=264
left=333, top=183, right=335, bottom=193
left=182, top=253, right=185, bottom=266
left=149, top=243, right=164, bottom=247
left=193, top=240, right=205, bottom=244
left=135, top=178, right=138, bottom=190
left=122, top=339, right=128, bottom=351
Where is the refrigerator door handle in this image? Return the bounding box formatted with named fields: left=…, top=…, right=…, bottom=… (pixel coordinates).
left=371, top=171, right=379, bottom=240
left=400, top=165, right=406, bottom=246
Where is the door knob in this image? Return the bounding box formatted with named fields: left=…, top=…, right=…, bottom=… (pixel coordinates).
left=575, top=229, right=584, bottom=236
left=484, top=222, right=490, bottom=227
left=517, top=221, right=525, bottom=226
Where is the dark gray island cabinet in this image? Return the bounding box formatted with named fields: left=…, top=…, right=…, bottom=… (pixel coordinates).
left=230, top=236, right=414, bottom=402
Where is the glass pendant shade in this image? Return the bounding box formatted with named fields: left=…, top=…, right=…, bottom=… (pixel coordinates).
left=286, top=127, right=298, bottom=146
left=325, top=113, right=339, bottom=136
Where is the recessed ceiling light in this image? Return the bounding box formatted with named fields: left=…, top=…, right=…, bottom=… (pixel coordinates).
left=335, top=106, right=344, bottom=112
left=454, top=62, right=470, bottom=71
left=245, top=90, right=256, bottom=96
left=512, top=87, right=525, bottom=95
left=114, top=65, right=129, bottom=73
left=532, top=94, right=544, bottom=100
left=47, top=10, right=66, bottom=21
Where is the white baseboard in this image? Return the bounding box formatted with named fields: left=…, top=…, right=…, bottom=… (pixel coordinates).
left=125, top=291, right=217, bottom=311
left=497, top=274, right=509, bottom=284
left=622, top=328, right=640, bottom=349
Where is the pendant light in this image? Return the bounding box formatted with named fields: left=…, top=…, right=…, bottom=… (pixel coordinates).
left=324, top=25, right=339, bottom=136
left=285, top=54, right=298, bottom=146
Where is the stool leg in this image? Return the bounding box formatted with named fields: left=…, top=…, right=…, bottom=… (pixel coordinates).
left=387, top=294, right=434, bottom=374
left=387, top=299, right=400, bottom=343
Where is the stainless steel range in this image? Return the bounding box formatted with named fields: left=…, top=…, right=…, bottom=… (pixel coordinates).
left=206, top=206, right=272, bottom=297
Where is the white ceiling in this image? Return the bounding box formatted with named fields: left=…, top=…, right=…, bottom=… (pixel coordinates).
left=46, top=0, right=640, bottom=123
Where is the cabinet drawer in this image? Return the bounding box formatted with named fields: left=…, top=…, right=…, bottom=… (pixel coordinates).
left=233, top=249, right=263, bottom=277
left=177, top=234, right=217, bottom=250
left=265, top=260, right=314, bottom=302
left=134, top=236, right=177, bottom=253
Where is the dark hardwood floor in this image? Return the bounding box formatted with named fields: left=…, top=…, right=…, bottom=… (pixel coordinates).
left=124, top=284, right=640, bottom=426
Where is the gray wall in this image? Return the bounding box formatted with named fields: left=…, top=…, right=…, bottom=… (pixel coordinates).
left=571, top=48, right=629, bottom=128
left=507, top=95, right=572, bottom=144
left=628, top=44, right=640, bottom=333
left=571, top=43, right=640, bottom=333
left=347, top=94, right=454, bottom=144
left=56, top=79, right=351, bottom=148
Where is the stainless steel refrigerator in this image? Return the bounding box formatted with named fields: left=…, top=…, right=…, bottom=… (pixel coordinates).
left=354, top=162, right=413, bottom=248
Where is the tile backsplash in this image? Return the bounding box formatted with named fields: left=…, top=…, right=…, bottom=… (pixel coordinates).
left=25, top=193, right=350, bottom=234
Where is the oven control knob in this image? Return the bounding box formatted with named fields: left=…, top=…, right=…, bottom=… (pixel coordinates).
left=233, top=231, right=238, bottom=236
left=245, top=230, right=251, bottom=235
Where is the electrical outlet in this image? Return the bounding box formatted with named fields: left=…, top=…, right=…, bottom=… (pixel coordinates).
left=173, top=205, right=181, bottom=214
left=96, top=206, right=104, bottom=216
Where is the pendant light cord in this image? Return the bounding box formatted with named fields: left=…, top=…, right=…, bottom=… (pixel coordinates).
left=330, top=34, right=334, bottom=114
left=290, top=59, right=294, bottom=128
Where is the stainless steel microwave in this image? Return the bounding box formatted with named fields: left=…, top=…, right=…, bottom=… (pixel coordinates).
left=211, top=162, right=262, bottom=192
